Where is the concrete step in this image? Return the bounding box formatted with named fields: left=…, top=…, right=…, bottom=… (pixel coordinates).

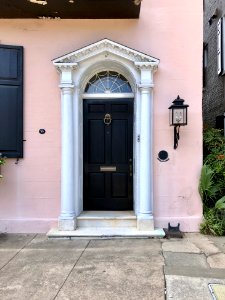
left=47, top=227, right=165, bottom=238
left=77, top=211, right=137, bottom=228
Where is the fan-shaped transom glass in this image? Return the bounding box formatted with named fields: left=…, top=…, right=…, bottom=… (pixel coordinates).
left=85, top=71, right=132, bottom=94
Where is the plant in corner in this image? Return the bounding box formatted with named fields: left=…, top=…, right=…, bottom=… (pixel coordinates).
left=0, top=154, right=6, bottom=179
left=198, top=164, right=222, bottom=210
left=199, top=127, right=225, bottom=236
left=200, top=196, right=225, bottom=236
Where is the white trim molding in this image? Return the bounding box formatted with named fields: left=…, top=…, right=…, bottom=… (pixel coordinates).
left=53, top=38, right=159, bottom=65
left=82, top=93, right=134, bottom=99
left=53, top=39, right=159, bottom=232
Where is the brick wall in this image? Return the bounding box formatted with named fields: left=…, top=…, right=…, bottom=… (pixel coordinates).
left=203, top=0, right=225, bottom=127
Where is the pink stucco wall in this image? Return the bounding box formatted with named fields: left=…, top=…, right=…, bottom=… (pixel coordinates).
left=0, top=0, right=203, bottom=233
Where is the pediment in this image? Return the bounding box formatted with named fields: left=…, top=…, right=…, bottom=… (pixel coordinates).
left=52, top=38, right=159, bottom=65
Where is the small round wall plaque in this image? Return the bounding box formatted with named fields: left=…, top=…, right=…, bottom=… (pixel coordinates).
left=158, top=150, right=169, bottom=162
left=39, top=129, right=46, bottom=134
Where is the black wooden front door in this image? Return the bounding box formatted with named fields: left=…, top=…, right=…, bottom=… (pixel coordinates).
left=83, top=99, right=133, bottom=210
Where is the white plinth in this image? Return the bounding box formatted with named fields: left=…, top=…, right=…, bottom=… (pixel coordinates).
left=137, top=216, right=154, bottom=231
left=58, top=218, right=77, bottom=231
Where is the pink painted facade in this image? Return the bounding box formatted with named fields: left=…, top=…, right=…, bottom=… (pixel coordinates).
left=0, top=0, right=203, bottom=233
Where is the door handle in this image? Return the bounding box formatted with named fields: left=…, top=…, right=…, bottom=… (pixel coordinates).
left=104, top=114, right=112, bottom=126
left=100, top=166, right=116, bottom=172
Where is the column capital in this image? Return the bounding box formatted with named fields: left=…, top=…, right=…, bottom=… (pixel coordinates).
left=135, top=62, right=158, bottom=87
left=54, top=63, right=78, bottom=85
left=138, top=83, right=154, bottom=91
left=59, top=84, right=75, bottom=91
left=53, top=63, right=78, bottom=73
left=59, top=85, right=75, bottom=97
left=134, top=62, right=158, bottom=72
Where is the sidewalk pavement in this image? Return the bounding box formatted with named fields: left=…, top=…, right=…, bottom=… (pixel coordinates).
left=0, top=233, right=224, bottom=300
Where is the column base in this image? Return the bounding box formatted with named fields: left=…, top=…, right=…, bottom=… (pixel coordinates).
left=58, top=218, right=77, bottom=231
left=137, top=216, right=154, bottom=231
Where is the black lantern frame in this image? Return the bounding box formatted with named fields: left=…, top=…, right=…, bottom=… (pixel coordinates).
left=168, top=95, right=189, bottom=149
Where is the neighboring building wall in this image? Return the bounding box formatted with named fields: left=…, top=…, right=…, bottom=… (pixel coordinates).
left=203, top=0, right=225, bottom=127
left=0, top=0, right=203, bottom=233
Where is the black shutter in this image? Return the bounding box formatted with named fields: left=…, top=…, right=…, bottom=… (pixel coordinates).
left=0, top=45, right=23, bottom=158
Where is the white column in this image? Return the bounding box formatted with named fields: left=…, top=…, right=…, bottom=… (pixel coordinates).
left=58, top=85, right=76, bottom=230
left=54, top=63, right=78, bottom=231
left=138, top=85, right=154, bottom=230
left=135, top=62, right=158, bottom=231
left=73, top=86, right=82, bottom=215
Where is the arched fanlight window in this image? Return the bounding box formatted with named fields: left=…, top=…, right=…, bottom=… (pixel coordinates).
left=85, top=71, right=132, bottom=94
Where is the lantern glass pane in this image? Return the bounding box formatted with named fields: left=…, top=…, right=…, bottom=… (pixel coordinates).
left=183, top=109, right=187, bottom=125
left=173, top=108, right=184, bottom=125
left=169, top=109, right=173, bottom=125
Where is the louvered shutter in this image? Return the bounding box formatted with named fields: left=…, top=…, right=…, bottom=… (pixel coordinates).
left=217, top=18, right=222, bottom=75
left=222, top=17, right=225, bottom=75
left=0, top=45, right=23, bottom=158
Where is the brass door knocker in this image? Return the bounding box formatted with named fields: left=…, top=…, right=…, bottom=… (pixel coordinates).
left=104, top=113, right=112, bottom=126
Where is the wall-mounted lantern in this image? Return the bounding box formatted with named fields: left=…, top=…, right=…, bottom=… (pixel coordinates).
left=168, top=95, right=189, bottom=149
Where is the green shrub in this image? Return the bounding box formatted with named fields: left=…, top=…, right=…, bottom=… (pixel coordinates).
left=0, top=154, right=6, bottom=179
left=199, top=127, right=225, bottom=235
left=199, top=164, right=222, bottom=209
left=0, top=156, right=5, bottom=166
left=203, top=128, right=225, bottom=200
left=203, top=127, right=225, bottom=151
left=200, top=208, right=225, bottom=236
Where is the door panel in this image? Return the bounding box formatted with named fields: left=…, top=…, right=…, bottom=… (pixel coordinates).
left=83, top=99, right=133, bottom=211
left=112, top=173, right=128, bottom=198
left=88, top=173, right=106, bottom=198
left=111, top=104, right=128, bottom=113
left=112, top=119, right=128, bottom=163
left=88, top=120, right=105, bottom=164
left=88, top=103, right=105, bottom=113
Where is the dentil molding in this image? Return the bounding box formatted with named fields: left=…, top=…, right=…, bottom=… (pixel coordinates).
left=53, top=39, right=160, bottom=66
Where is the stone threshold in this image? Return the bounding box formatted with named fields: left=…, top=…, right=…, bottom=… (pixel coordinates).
left=76, top=211, right=137, bottom=228
left=47, top=227, right=165, bottom=238
left=77, top=210, right=136, bottom=219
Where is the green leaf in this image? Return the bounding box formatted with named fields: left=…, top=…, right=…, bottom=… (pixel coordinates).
left=215, top=196, right=225, bottom=210
left=199, top=164, right=214, bottom=198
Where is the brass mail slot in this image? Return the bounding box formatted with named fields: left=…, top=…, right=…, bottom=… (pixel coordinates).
left=100, top=166, right=117, bottom=172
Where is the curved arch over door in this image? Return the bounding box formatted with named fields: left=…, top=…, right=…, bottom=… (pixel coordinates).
left=85, top=70, right=133, bottom=94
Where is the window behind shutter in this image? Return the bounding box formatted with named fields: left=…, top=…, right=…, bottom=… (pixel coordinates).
left=217, top=18, right=222, bottom=75
left=0, top=45, right=23, bottom=158
left=222, top=17, right=225, bottom=75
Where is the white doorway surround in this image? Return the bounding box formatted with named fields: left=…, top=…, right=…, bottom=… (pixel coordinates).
left=51, top=39, right=163, bottom=237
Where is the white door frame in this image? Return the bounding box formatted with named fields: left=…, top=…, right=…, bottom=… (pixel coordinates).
left=53, top=39, right=159, bottom=231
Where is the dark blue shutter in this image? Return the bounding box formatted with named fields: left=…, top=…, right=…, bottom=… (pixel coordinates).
left=0, top=45, right=23, bottom=158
